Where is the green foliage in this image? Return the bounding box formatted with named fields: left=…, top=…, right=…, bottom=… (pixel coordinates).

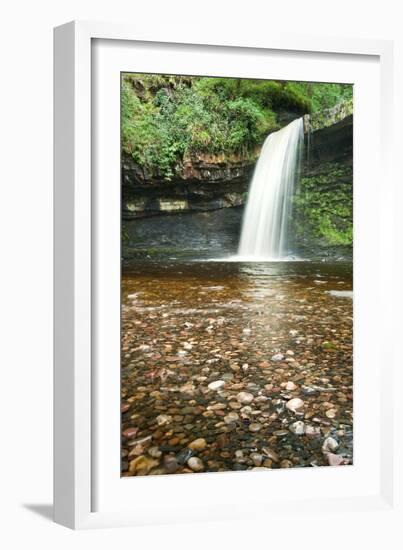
left=121, top=73, right=352, bottom=179
left=293, top=164, right=353, bottom=247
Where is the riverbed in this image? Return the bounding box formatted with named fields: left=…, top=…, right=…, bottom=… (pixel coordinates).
left=121, top=252, right=353, bottom=476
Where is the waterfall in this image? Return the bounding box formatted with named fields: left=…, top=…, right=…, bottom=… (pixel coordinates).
left=238, top=117, right=303, bottom=260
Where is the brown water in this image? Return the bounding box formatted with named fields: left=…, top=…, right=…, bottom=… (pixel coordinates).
left=121, top=260, right=353, bottom=475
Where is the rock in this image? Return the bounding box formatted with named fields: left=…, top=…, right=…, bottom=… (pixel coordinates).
left=122, top=427, right=139, bottom=439
left=273, top=429, right=288, bottom=436
left=236, top=391, right=254, bottom=404
left=176, top=448, right=193, bottom=465
left=326, top=452, right=350, bottom=466
left=271, top=353, right=284, bottom=361
left=148, top=446, right=162, bottom=458
left=188, top=438, right=207, bottom=451
left=286, top=397, right=305, bottom=413
left=163, top=455, right=179, bottom=474
left=121, top=402, right=130, bottom=413
left=262, top=447, right=279, bottom=462
left=208, top=380, right=225, bottom=391
left=285, top=381, right=298, bottom=391
left=224, top=412, right=239, bottom=424
left=208, top=403, right=226, bottom=410
left=322, top=437, right=339, bottom=452
left=156, top=414, right=172, bottom=426
left=233, top=463, right=248, bottom=471
left=128, top=444, right=147, bottom=458
left=286, top=350, right=295, bottom=356
left=250, top=452, right=263, bottom=466
left=187, top=457, right=204, bottom=472
left=301, top=385, right=318, bottom=396
left=325, top=408, right=337, bottom=418
left=289, top=421, right=305, bottom=435
left=127, top=435, right=152, bottom=448
left=249, top=423, right=262, bottom=432
left=305, top=425, right=321, bottom=438
left=280, top=459, right=293, bottom=468
left=129, top=455, right=159, bottom=475
left=242, top=328, right=251, bottom=335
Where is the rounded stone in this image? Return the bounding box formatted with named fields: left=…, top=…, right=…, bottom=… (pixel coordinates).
left=208, top=380, right=226, bottom=391
left=156, top=414, right=172, bottom=426
left=250, top=452, right=263, bottom=466
left=188, top=438, right=207, bottom=451
left=187, top=457, right=205, bottom=472
left=289, top=421, right=305, bottom=435
left=286, top=397, right=304, bottom=413
left=237, top=391, right=254, bottom=405
left=163, top=455, right=179, bottom=474
left=249, top=423, right=262, bottom=432
left=322, top=436, right=339, bottom=452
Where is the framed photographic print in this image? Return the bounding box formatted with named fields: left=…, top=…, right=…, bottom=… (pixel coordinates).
left=54, top=21, right=398, bottom=530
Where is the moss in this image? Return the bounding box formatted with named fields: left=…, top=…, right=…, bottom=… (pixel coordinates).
left=292, top=163, right=353, bottom=249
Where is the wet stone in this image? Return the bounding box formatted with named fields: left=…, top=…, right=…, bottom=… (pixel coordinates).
left=187, top=457, right=205, bottom=472
left=176, top=448, right=194, bottom=465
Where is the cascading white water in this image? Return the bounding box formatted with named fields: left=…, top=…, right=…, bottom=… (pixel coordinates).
left=238, top=117, right=304, bottom=260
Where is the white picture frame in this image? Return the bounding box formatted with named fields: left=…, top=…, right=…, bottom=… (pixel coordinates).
left=54, top=20, right=399, bottom=530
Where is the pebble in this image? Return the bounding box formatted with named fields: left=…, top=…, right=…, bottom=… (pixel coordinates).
left=286, top=397, right=305, bottom=413
left=271, top=353, right=284, bottom=361
left=250, top=452, right=263, bottom=466
left=122, top=427, right=139, bottom=439
left=326, top=452, right=349, bottom=466
left=163, top=455, right=179, bottom=474
left=208, top=380, right=226, bottom=391
left=322, top=437, right=339, bottom=452
left=262, top=448, right=279, bottom=462
left=188, top=438, right=207, bottom=451
left=187, top=457, right=205, bottom=472
left=236, top=391, right=254, bottom=404
left=156, top=414, right=172, bottom=426
left=233, top=463, right=248, bottom=471
left=280, top=459, right=293, bottom=468
left=224, top=412, right=239, bottom=424
left=289, top=421, right=305, bottom=435
left=176, top=448, right=193, bottom=465
left=148, top=446, right=162, bottom=458
left=129, top=455, right=159, bottom=475
left=249, top=423, right=262, bottom=432
left=305, top=425, right=321, bottom=437
left=121, top=402, right=130, bottom=413
left=285, top=381, right=298, bottom=391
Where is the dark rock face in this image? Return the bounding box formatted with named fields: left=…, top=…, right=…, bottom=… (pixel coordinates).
left=122, top=154, right=255, bottom=219
left=305, top=114, right=352, bottom=167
